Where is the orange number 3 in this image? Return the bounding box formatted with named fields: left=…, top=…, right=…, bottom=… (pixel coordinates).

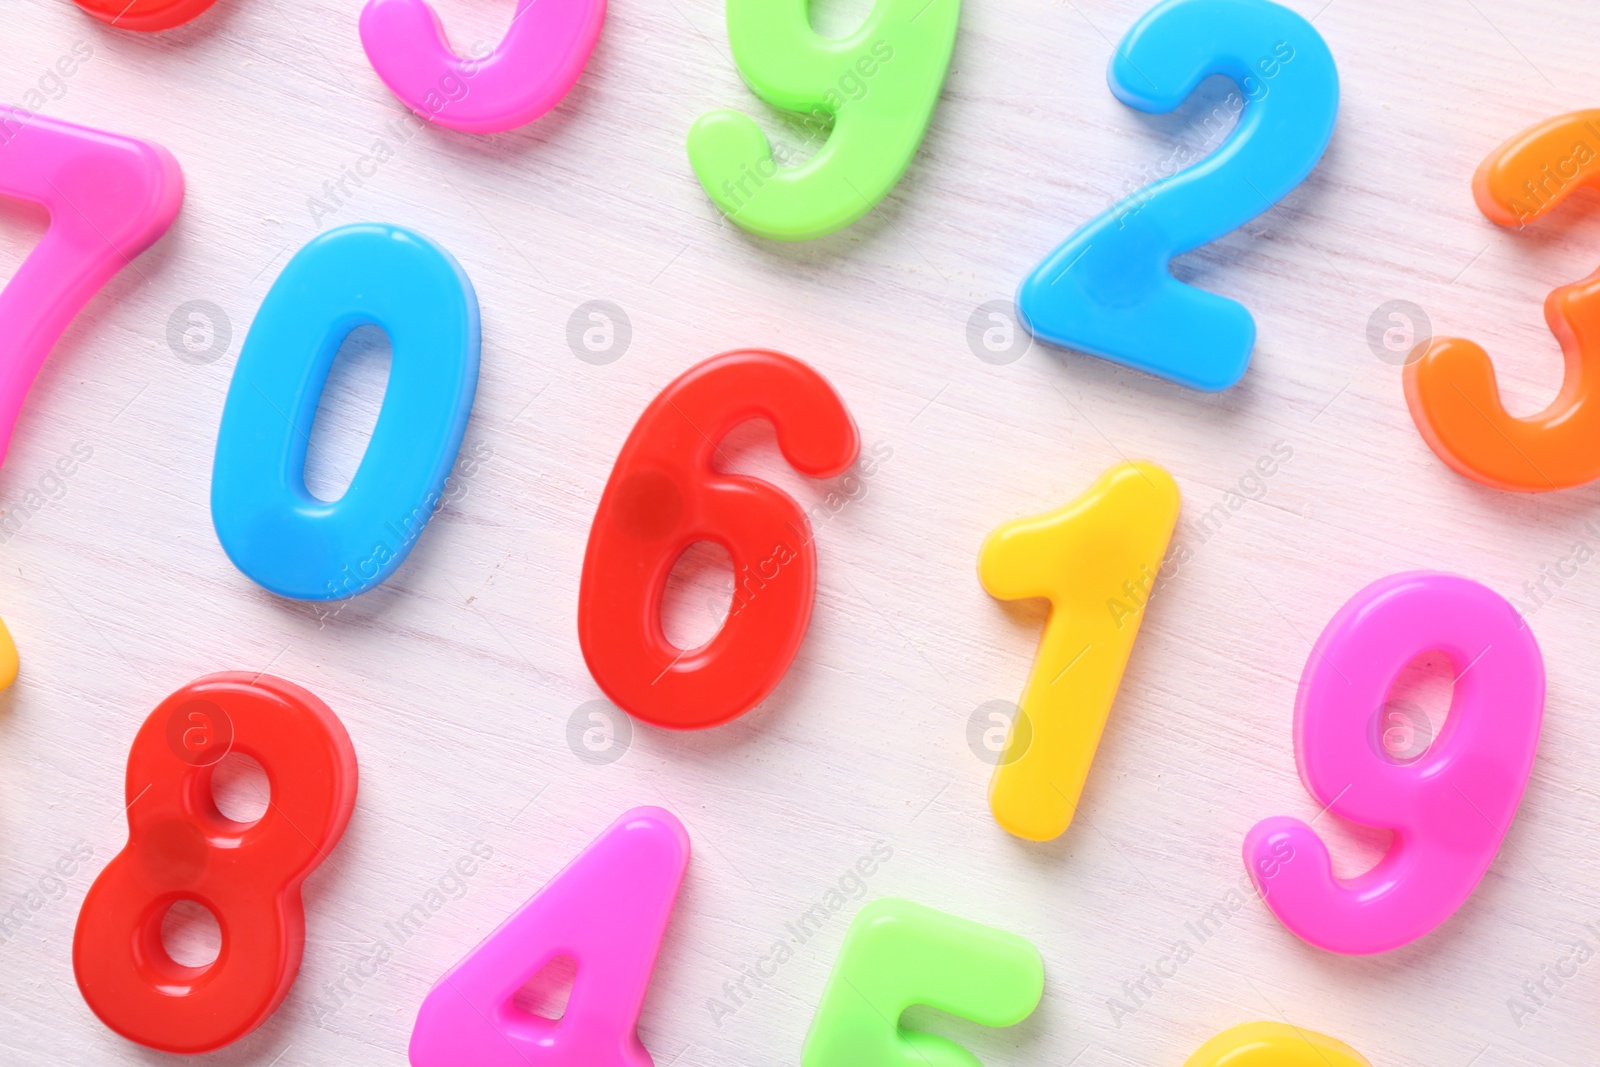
left=1405, top=109, right=1600, bottom=492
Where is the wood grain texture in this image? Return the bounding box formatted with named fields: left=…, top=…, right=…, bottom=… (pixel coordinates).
left=2, top=0, right=1598, bottom=1064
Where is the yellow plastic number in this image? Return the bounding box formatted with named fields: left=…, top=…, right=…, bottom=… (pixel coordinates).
left=978, top=461, right=1179, bottom=842
left=1186, top=1022, right=1373, bottom=1067
left=0, top=615, right=16, bottom=690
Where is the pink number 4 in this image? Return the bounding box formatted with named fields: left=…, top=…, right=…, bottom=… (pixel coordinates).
left=409, top=807, right=689, bottom=1066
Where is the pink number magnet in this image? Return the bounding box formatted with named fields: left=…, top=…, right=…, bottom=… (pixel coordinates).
left=0, top=109, right=182, bottom=466
left=1243, top=571, right=1544, bottom=954
left=409, top=807, right=688, bottom=1067
left=359, top=0, right=605, bottom=134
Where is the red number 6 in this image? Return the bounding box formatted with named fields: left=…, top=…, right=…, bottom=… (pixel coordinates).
left=579, top=350, right=858, bottom=729
left=72, top=673, right=359, bottom=1053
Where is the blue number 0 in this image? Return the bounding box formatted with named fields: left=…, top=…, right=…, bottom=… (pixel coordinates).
left=211, top=223, right=480, bottom=601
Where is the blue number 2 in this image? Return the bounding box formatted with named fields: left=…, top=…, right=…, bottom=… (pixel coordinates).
left=212, top=223, right=480, bottom=601
left=1018, top=0, right=1338, bottom=392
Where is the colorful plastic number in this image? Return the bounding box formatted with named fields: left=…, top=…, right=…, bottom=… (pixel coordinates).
left=0, top=108, right=182, bottom=466
left=360, top=0, right=604, bottom=133
left=0, top=613, right=16, bottom=691
left=979, top=462, right=1179, bottom=841
left=70, top=0, right=219, bottom=31
left=72, top=673, right=358, bottom=1054
left=578, top=351, right=858, bottom=729
left=1018, top=0, right=1339, bottom=391
left=801, top=898, right=1043, bottom=1067
left=211, top=223, right=480, bottom=601
left=686, top=0, right=960, bottom=240
left=1243, top=572, right=1544, bottom=954
left=409, top=807, right=688, bottom=1067
left=1185, top=1022, right=1372, bottom=1067
left=1405, top=110, right=1600, bottom=492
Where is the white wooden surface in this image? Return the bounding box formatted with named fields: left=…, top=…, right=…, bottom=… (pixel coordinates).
left=3, top=0, right=1600, bottom=1063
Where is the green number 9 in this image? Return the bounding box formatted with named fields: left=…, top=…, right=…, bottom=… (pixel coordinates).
left=688, top=0, right=959, bottom=241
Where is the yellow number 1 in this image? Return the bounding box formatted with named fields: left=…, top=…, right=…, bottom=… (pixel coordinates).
left=0, top=615, right=16, bottom=691
left=978, top=461, right=1179, bottom=841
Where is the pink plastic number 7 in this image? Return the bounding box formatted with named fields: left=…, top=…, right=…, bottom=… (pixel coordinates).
left=360, top=0, right=605, bottom=134
left=1243, top=571, right=1544, bottom=954
left=409, top=807, right=688, bottom=1067
left=0, top=109, right=182, bottom=466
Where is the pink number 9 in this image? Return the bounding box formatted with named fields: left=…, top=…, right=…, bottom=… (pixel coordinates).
left=1243, top=571, right=1544, bottom=954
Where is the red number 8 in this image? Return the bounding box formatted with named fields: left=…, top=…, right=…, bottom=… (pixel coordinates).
left=579, top=350, right=859, bottom=728
left=72, top=673, right=359, bottom=1053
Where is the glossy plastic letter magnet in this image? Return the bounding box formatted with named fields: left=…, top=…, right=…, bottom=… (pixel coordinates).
left=73, top=674, right=358, bottom=1053
left=1244, top=572, right=1544, bottom=954
left=1186, top=1023, right=1373, bottom=1067
left=802, top=898, right=1043, bottom=1067
left=1406, top=109, right=1600, bottom=491
left=687, top=0, right=959, bottom=240
left=410, top=807, right=689, bottom=1067
left=71, top=0, right=220, bottom=31
left=211, top=223, right=480, bottom=601
left=579, top=351, right=859, bottom=729
left=0, top=109, right=182, bottom=466
left=361, top=0, right=604, bottom=133
left=1018, top=0, right=1338, bottom=390
left=980, top=462, right=1179, bottom=841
